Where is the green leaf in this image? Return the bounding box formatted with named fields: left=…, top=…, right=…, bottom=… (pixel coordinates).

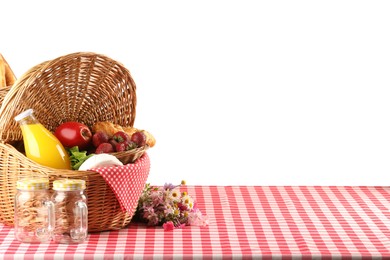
left=68, top=146, right=94, bottom=170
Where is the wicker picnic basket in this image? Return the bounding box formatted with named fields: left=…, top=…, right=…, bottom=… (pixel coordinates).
left=0, top=85, right=10, bottom=105
left=0, top=52, right=150, bottom=232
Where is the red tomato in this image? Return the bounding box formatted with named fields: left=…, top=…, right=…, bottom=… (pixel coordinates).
left=54, top=121, right=92, bottom=150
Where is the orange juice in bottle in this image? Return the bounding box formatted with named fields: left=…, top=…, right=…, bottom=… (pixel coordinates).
left=14, top=109, right=71, bottom=170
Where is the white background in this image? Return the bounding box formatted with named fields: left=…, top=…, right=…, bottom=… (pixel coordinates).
left=1, top=1, right=389, bottom=186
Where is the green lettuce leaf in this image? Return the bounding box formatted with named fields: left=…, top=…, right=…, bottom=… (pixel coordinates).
left=68, top=146, right=94, bottom=170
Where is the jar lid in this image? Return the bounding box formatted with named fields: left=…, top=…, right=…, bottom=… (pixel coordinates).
left=16, top=178, right=49, bottom=190
left=53, top=179, right=86, bottom=191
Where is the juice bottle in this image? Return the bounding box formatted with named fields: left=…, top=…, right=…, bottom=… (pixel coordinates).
left=14, top=109, right=71, bottom=169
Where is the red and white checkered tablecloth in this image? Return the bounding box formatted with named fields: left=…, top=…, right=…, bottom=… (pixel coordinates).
left=1, top=186, right=389, bottom=259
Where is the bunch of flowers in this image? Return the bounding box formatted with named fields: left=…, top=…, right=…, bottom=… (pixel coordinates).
left=135, top=181, right=209, bottom=231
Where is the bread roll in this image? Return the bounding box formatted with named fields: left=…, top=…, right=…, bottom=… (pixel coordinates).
left=0, top=54, right=16, bottom=88
left=92, top=121, right=124, bottom=138
left=0, top=57, right=5, bottom=88
left=141, top=130, right=156, bottom=148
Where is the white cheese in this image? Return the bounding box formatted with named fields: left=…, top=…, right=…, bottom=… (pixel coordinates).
left=78, top=154, right=123, bottom=171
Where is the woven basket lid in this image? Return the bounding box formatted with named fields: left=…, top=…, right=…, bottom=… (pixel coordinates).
left=0, top=52, right=137, bottom=142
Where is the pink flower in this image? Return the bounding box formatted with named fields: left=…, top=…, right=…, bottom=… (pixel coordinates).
left=188, top=209, right=209, bottom=227
left=163, top=221, right=175, bottom=231
left=177, top=223, right=186, bottom=229
left=150, top=190, right=163, bottom=206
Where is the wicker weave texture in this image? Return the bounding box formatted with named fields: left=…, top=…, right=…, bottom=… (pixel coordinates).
left=0, top=52, right=149, bottom=232
left=0, top=85, right=10, bottom=107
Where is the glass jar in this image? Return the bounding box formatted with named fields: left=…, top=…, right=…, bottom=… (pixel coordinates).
left=14, top=108, right=71, bottom=169
left=14, top=178, right=55, bottom=243
left=52, top=179, right=88, bottom=243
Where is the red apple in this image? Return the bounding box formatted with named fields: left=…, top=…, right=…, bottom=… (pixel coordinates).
left=54, top=121, right=92, bottom=150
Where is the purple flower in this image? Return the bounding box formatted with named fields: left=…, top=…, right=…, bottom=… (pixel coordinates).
left=163, top=183, right=176, bottom=190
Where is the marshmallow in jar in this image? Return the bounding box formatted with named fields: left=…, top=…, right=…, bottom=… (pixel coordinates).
left=14, top=178, right=54, bottom=243
left=52, top=179, right=88, bottom=244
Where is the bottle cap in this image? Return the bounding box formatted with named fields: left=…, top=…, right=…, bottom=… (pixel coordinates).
left=14, top=108, right=34, bottom=122
left=53, top=179, right=86, bottom=191
left=16, top=178, right=49, bottom=190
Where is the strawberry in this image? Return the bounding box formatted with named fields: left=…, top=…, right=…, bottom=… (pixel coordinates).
left=125, top=140, right=138, bottom=151
left=115, top=142, right=127, bottom=152
left=115, top=140, right=137, bottom=152
left=109, top=139, right=119, bottom=148
left=92, top=131, right=109, bottom=148
left=112, top=131, right=130, bottom=143
left=131, top=131, right=146, bottom=147
left=95, top=142, right=114, bottom=154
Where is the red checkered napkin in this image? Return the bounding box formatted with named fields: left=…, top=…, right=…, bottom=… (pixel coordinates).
left=91, top=153, right=150, bottom=212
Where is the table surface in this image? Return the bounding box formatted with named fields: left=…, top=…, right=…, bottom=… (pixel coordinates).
left=1, top=185, right=389, bottom=259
